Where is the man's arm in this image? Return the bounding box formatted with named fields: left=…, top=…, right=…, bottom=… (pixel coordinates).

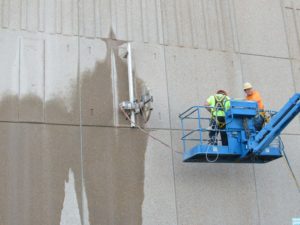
left=204, top=101, right=211, bottom=113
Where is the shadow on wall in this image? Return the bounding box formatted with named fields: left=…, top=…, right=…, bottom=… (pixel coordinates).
left=0, top=30, right=148, bottom=225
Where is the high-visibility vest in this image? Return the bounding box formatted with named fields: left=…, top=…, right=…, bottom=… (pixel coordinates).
left=207, top=94, right=230, bottom=117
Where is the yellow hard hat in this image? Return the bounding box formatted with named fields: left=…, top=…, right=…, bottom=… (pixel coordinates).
left=243, top=82, right=253, bottom=90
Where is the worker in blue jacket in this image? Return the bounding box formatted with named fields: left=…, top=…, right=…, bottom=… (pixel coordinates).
left=204, top=90, right=230, bottom=145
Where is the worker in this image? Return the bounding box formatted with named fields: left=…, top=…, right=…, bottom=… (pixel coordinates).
left=243, top=82, right=265, bottom=130
left=204, top=90, right=230, bottom=145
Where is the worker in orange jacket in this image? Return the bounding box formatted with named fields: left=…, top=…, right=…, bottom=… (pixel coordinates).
left=243, top=82, right=265, bottom=130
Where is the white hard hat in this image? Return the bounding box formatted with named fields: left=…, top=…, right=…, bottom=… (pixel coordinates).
left=243, top=82, right=253, bottom=90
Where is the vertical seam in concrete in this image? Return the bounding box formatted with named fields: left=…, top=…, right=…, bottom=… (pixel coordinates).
left=113, top=0, right=118, bottom=38
left=25, top=0, right=28, bottom=30
left=7, top=0, right=10, bottom=28
left=202, top=0, right=210, bottom=49
left=19, top=0, right=22, bottom=30
left=230, top=1, right=261, bottom=224
left=0, top=0, right=2, bottom=27
left=79, top=0, right=83, bottom=36
left=126, top=0, right=132, bottom=41
left=58, top=0, right=62, bottom=34
left=54, top=0, right=57, bottom=34
left=124, top=0, right=128, bottom=40
left=187, top=0, right=195, bottom=48
left=18, top=37, right=21, bottom=121
left=280, top=0, right=300, bottom=125
left=109, top=0, right=113, bottom=37
left=43, top=39, right=46, bottom=122
left=228, top=0, right=238, bottom=53
left=38, top=0, right=45, bottom=32
left=154, top=0, right=159, bottom=43
left=72, top=0, right=74, bottom=35
left=174, top=0, right=181, bottom=46
left=252, top=165, right=262, bottom=225
left=98, top=0, right=103, bottom=38
left=292, top=2, right=300, bottom=52
left=93, top=0, right=97, bottom=38
left=215, top=0, right=223, bottom=50
left=156, top=0, right=164, bottom=44
left=163, top=49, right=179, bottom=225
left=163, top=0, right=170, bottom=45
left=77, top=0, right=87, bottom=224
left=20, top=0, right=26, bottom=30
left=141, top=0, right=148, bottom=43
left=139, top=0, right=144, bottom=42
left=219, top=0, right=227, bottom=51
left=158, top=1, right=179, bottom=223
left=37, top=0, right=40, bottom=31
left=230, top=0, right=245, bottom=81
left=1, top=0, right=8, bottom=28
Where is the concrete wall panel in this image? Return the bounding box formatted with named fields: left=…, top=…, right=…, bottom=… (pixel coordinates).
left=176, top=0, right=193, bottom=48
left=205, top=0, right=222, bottom=50
left=234, top=0, right=289, bottom=57
left=281, top=135, right=300, bottom=182
left=0, top=32, right=19, bottom=120
left=19, top=37, right=44, bottom=122
left=162, top=0, right=178, bottom=46
left=167, top=48, right=241, bottom=129
left=254, top=139, right=300, bottom=225
left=166, top=47, right=199, bottom=129
left=98, top=0, right=111, bottom=38
left=190, top=0, right=207, bottom=49
left=130, top=0, right=144, bottom=42
left=116, top=0, right=128, bottom=40
left=9, top=0, right=21, bottom=30
left=61, top=0, right=74, bottom=35
left=80, top=38, right=114, bottom=126
left=1, top=0, right=9, bottom=28
left=283, top=6, right=300, bottom=59
left=20, top=0, right=27, bottom=30
left=45, top=35, right=79, bottom=124
left=173, top=147, right=259, bottom=225
left=141, top=0, right=149, bottom=43
left=94, top=0, right=101, bottom=38
left=44, top=0, right=57, bottom=34
left=27, top=0, right=39, bottom=32
left=291, top=60, right=300, bottom=92
left=82, top=126, right=148, bottom=225
left=38, top=0, right=45, bottom=32
left=142, top=130, right=177, bottom=225
left=0, top=123, right=82, bottom=225
left=220, top=0, right=235, bottom=51
left=133, top=43, right=170, bottom=128
left=144, top=0, right=161, bottom=44
left=56, top=0, right=63, bottom=34
left=83, top=0, right=95, bottom=38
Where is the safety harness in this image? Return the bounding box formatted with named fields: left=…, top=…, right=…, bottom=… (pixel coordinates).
left=213, top=95, right=227, bottom=128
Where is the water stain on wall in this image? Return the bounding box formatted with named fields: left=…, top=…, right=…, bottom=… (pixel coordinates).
left=0, top=31, right=148, bottom=225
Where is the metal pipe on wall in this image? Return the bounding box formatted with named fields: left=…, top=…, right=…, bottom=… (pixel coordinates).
left=127, top=42, right=136, bottom=127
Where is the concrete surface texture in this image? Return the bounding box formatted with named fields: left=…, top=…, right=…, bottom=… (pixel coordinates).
left=0, top=0, right=299, bottom=225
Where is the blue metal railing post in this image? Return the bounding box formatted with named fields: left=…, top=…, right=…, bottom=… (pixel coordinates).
left=197, top=107, right=202, bottom=145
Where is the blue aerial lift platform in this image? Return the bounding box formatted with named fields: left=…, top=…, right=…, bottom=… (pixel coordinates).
left=179, top=93, right=300, bottom=163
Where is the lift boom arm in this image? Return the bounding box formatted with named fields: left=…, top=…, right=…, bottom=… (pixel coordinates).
left=249, top=93, right=300, bottom=156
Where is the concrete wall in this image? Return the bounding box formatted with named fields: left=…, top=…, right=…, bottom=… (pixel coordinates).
left=0, top=0, right=299, bottom=224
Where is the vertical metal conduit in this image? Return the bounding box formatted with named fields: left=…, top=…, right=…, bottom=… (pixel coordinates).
left=127, top=42, right=136, bottom=127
